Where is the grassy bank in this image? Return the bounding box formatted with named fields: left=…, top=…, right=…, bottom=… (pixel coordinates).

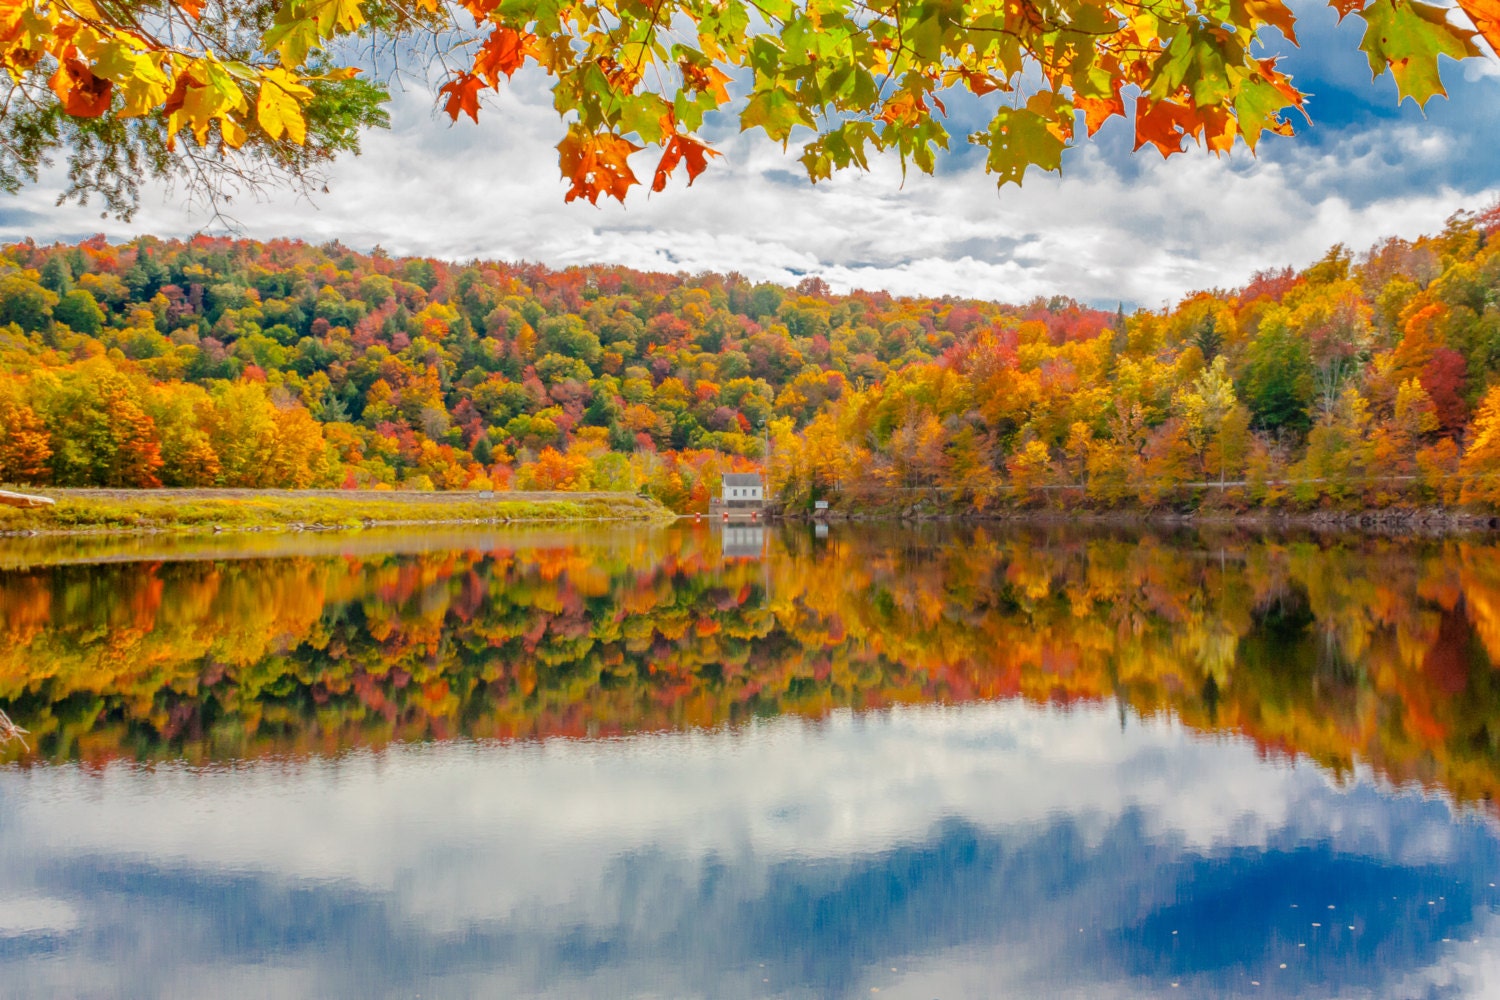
left=0, top=488, right=672, bottom=536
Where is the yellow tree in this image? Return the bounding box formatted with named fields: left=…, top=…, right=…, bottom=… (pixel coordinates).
left=1460, top=385, right=1500, bottom=507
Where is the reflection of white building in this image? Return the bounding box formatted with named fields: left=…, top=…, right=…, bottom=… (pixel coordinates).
left=721, top=525, right=766, bottom=560
left=710, top=473, right=765, bottom=519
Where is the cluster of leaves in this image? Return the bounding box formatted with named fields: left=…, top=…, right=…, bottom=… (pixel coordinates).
left=0, top=0, right=392, bottom=218
left=769, top=206, right=1500, bottom=511
left=5, top=526, right=1500, bottom=816
left=0, top=0, right=1496, bottom=207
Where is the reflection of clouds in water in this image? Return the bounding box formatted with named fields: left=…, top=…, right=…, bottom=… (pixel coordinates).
left=0, top=894, right=79, bottom=937
left=1391, top=911, right=1500, bottom=1000
left=1, top=702, right=1497, bottom=998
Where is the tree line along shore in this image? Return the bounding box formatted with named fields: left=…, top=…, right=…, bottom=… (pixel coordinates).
left=3, top=210, right=1500, bottom=520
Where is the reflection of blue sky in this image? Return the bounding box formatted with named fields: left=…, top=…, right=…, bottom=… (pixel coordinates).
left=3, top=703, right=1499, bottom=998
left=4, top=8, right=1497, bottom=309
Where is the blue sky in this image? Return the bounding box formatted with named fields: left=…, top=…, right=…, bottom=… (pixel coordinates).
left=5, top=1, right=1499, bottom=308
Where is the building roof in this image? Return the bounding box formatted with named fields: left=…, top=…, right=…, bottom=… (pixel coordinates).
left=722, top=473, right=763, bottom=487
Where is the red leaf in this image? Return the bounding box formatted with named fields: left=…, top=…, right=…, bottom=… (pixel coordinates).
left=964, top=71, right=999, bottom=96
left=473, top=26, right=534, bottom=85
left=439, top=73, right=485, bottom=123
left=558, top=130, right=643, bottom=204
left=651, top=134, right=721, bottom=192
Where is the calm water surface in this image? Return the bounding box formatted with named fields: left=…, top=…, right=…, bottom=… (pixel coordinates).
left=3, top=523, right=1500, bottom=998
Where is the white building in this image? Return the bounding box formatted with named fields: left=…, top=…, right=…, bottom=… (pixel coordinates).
left=720, top=473, right=764, bottom=506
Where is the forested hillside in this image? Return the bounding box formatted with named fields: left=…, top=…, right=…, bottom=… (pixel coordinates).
left=4, top=207, right=1500, bottom=512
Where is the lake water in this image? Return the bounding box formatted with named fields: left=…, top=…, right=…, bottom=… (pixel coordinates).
left=3, top=523, right=1500, bottom=998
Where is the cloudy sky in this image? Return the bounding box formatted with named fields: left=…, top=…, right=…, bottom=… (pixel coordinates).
left=4, top=2, right=1499, bottom=308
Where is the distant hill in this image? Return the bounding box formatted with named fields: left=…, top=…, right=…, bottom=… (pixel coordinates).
left=3, top=210, right=1500, bottom=513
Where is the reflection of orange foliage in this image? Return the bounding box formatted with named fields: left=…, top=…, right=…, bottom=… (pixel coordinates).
left=7, top=529, right=1500, bottom=819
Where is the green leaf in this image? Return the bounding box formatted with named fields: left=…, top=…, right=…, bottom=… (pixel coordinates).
left=1358, top=0, right=1480, bottom=106
left=973, top=101, right=1065, bottom=188
left=741, top=87, right=810, bottom=141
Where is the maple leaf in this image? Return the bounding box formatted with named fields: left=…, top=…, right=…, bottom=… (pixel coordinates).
left=162, top=57, right=249, bottom=147
left=50, top=54, right=114, bottom=118
left=1358, top=0, right=1481, bottom=106
left=741, top=87, right=811, bottom=141
left=1075, top=90, right=1124, bottom=137
left=976, top=97, right=1066, bottom=187
left=879, top=92, right=925, bottom=127
left=1197, top=105, right=1238, bottom=153
left=473, top=26, right=534, bottom=85
left=1235, top=0, right=1300, bottom=42
left=1454, top=0, right=1500, bottom=52
left=1232, top=58, right=1307, bottom=149
left=964, top=71, right=1000, bottom=96
left=679, top=60, right=732, bottom=103
left=90, top=41, right=170, bottom=118
left=558, top=129, right=643, bottom=204
left=651, top=133, right=720, bottom=191
left=178, top=0, right=206, bottom=18
left=1133, top=97, right=1199, bottom=157
left=439, top=72, right=485, bottom=123
left=1329, top=0, right=1369, bottom=18
left=256, top=68, right=311, bottom=143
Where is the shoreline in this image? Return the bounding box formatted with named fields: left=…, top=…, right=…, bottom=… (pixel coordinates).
left=0, top=489, right=673, bottom=538
left=780, top=504, right=1500, bottom=537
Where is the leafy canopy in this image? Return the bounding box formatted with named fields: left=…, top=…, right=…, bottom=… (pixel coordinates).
left=0, top=0, right=1494, bottom=211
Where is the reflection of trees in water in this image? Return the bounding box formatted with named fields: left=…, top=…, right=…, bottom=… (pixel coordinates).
left=2, top=527, right=1500, bottom=813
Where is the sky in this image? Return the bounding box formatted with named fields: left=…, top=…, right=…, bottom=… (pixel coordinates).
left=3, top=2, right=1499, bottom=309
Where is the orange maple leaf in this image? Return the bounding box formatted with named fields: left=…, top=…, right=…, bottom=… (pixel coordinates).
left=49, top=53, right=113, bottom=118
left=1133, top=97, right=1199, bottom=157
left=651, top=133, right=721, bottom=192
left=473, top=26, right=534, bottom=85
left=458, top=0, right=503, bottom=17
left=1075, top=91, right=1124, bottom=137
left=439, top=72, right=485, bottom=123
left=1455, top=0, right=1500, bottom=52
left=178, top=0, right=206, bottom=18
left=679, top=61, right=732, bottom=103
left=1197, top=105, right=1238, bottom=154
left=558, top=130, right=643, bottom=204
left=879, top=92, right=926, bottom=126
left=964, top=71, right=1000, bottom=96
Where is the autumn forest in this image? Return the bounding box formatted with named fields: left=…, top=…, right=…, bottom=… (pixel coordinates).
left=6, top=208, right=1500, bottom=512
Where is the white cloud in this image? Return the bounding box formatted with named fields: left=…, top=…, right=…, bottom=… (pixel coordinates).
left=6, top=67, right=1498, bottom=310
